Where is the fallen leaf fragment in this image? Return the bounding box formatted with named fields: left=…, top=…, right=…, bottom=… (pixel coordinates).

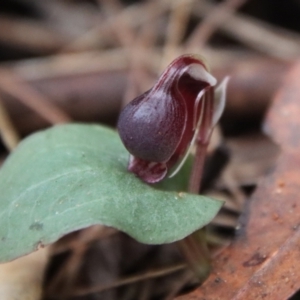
left=0, top=248, right=48, bottom=300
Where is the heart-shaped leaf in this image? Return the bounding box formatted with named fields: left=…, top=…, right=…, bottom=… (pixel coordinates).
left=0, top=124, right=222, bottom=262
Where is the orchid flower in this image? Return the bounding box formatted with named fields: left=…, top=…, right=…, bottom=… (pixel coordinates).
left=118, top=54, right=228, bottom=184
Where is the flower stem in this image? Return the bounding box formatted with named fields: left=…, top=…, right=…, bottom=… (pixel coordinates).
left=179, top=89, right=214, bottom=281
left=179, top=142, right=211, bottom=281
left=188, top=143, right=207, bottom=194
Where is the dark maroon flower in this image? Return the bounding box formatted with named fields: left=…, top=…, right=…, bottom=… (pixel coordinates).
left=117, top=54, right=227, bottom=183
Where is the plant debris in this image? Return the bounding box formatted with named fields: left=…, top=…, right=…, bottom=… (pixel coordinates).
left=0, top=0, right=299, bottom=299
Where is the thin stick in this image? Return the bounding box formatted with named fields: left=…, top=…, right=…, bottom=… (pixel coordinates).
left=0, top=16, right=64, bottom=54
left=51, top=226, right=118, bottom=255
left=192, top=0, right=300, bottom=59
left=164, top=272, right=194, bottom=300
left=0, top=99, right=20, bottom=151
left=98, top=0, right=136, bottom=48
left=47, top=226, right=117, bottom=297
left=186, top=0, right=247, bottom=50
left=161, top=0, right=194, bottom=67
left=122, top=2, right=159, bottom=106
left=0, top=70, right=71, bottom=125
left=73, top=263, right=186, bottom=296
left=62, top=0, right=190, bottom=54
left=98, top=0, right=157, bottom=108
left=9, top=49, right=138, bottom=81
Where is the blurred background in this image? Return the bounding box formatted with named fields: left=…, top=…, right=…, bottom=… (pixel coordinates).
left=0, top=0, right=299, bottom=299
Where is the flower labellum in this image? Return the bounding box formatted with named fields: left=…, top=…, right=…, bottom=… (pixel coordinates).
left=117, top=54, right=228, bottom=184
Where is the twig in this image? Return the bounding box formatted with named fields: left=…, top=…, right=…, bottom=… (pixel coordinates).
left=192, top=0, right=300, bottom=59
left=46, top=226, right=116, bottom=297
left=0, top=69, right=71, bottom=125
left=99, top=0, right=159, bottom=104
left=61, top=0, right=172, bottom=53
left=0, top=15, right=64, bottom=54
left=122, top=2, right=160, bottom=106
left=7, top=49, right=135, bottom=81
left=139, top=280, right=153, bottom=300
left=73, top=263, right=186, bottom=296
left=100, top=0, right=144, bottom=106
left=161, top=0, right=194, bottom=67
left=186, top=0, right=247, bottom=50
left=211, top=212, right=239, bottom=228
left=0, top=98, right=20, bottom=151
left=97, top=0, right=136, bottom=49
left=164, top=271, right=194, bottom=300
left=51, top=226, right=118, bottom=255
left=61, top=0, right=146, bottom=52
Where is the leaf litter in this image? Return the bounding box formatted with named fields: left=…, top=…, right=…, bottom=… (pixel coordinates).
left=0, top=0, right=299, bottom=299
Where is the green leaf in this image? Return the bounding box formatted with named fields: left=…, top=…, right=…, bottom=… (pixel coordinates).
left=0, top=124, right=223, bottom=262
